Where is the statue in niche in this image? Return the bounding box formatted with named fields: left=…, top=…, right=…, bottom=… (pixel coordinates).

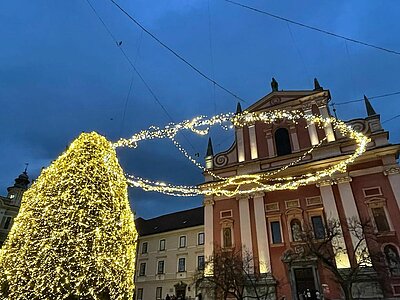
left=385, top=245, right=400, bottom=276
left=223, top=227, right=232, bottom=248
left=291, top=219, right=302, bottom=242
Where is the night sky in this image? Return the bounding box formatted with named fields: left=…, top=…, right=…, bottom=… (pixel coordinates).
left=1, top=0, right=400, bottom=219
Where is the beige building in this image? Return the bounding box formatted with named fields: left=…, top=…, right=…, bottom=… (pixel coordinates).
left=135, top=207, right=204, bottom=300
left=0, top=170, right=30, bottom=246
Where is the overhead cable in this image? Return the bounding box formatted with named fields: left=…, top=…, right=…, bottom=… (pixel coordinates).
left=109, top=0, right=246, bottom=103
left=223, top=0, right=400, bottom=56
left=332, top=91, right=400, bottom=106
left=85, top=0, right=198, bottom=153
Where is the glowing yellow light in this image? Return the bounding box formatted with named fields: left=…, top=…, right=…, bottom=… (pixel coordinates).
left=118, top=110, right=370, bottom=197
left=0, top=132, right=137, bottom=299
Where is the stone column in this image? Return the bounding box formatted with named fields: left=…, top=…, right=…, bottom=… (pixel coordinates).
left=289, top=124, right=300, bottom=152
left=317, top=101, right=335, bottom=142
left=384, top=167, right=400, bottom=210
left=248, top=125, right=258, bottom=160
left=265, top=129, right=275, bottom=158
left=303, top=106, right=319, bottom=146
left=318, top=180, right=350, bottom=268
left=204, top=196, right=214, bottom=276
left=336, top=176, right=367, bottom=262
left=237, top=195, right=254, bottom=271
left=252, top=192, right=271, bottom=273
left=236, top=128, right=245, bottom=162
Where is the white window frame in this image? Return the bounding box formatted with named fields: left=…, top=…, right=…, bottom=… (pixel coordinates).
left=139, top=262, right=146, bottom=276
left=159, top=239, right=166, bottom=251
left=157, top=260, right=165, bottom=275
left=268, top=215, right=283, bottom=245
left=197, top=255, right=205, bottom=270
left=198, top=232, right=204, bottom=245
left=178, top=257, right=186, bottom=272
left=179, top=235, right=187, bottom=248
left=366, top=197, right=394, bottom=233
left=141, top=242, right=148, bottom=254
left=362, top=186, right=382, bottom=198
left=220, top=209, right=233, bottom=219
left=137, top=288, right=143, bottom=300
left=156, top=287, right=162, bottom=300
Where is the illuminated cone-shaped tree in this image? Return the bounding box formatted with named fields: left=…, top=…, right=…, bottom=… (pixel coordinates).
left=0, top=132, right=137, bottom=300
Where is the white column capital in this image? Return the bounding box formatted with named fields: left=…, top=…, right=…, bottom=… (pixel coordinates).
left=336, top=176, right=352, bottom=184
left=384, top=167, right=400, bottom=176
left=251, top=192, right=265, bottom=199
left=203, top=196, right=215, bottom=206
left=236, top=195, right=249, bottom=202
left=316, top=179, right=334, bottom=187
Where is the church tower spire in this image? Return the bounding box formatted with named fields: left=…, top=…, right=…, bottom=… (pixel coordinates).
left=364, top=95, right=377, bottom=116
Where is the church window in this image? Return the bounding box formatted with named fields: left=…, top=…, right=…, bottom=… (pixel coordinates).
left=270, top=221, right=282, bottom=244
left=311, top=215, right=325, bottom=239
left=275, top=128, right=292, bottom=156
left=371, top=206, right=390, bottom=232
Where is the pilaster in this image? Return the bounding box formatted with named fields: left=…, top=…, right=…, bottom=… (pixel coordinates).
left=252, top=192, right=271, bottom=273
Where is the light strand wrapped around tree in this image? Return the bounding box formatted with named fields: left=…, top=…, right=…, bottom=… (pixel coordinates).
left=0, top=132, right=137, bottom=300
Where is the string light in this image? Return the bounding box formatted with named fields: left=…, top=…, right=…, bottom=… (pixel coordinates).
left=0, top=132, right=137, bottom=299
left=117, top=110, right=370, bottom=197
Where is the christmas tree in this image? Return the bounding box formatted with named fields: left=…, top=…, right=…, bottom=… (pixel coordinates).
left=0, top=132, right=137, bottom=299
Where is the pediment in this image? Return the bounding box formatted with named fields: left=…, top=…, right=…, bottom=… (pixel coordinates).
left=247, top=90, right=329, bottom=112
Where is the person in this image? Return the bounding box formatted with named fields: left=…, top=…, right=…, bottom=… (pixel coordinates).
left=166, top=294, right=171, bottom=300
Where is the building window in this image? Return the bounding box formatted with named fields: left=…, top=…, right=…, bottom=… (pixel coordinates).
left=198, top=232, right=204, bottom=245
left=139, top=262, right=146, bottom=276
left=363, top=187, right=382, bottom=197
left=290, top=219, right=302, bottom=242
left=265, top=202, right=279, bottom=213
left=178, top=258, right=186, bottom=272
left=371, top=207, right=390, bottom=232
left=198, top=255, right=205, bottom=270
left=159, top=239, right=166, bottom=251
left=220, top=210, right=233, bottom=218
left=270, top=221, right=282, bottom=244
left=141, top=242, right=148, bottom=254
left=311, top=215, right=325, bottom=239
left=137, top=288, right=143, bottom=300
left=223, top=227, right=233, bottom=248
left=275, top=128, right=292, bottom=156
left=3, top=217, right=12, bottom=230
left=156, top=287, right=162, bottom=300
left=384, top=245, right=400, bottom=276
left=9, top=194, right=15, bottom=199
left=179, top=236, right=186, bottom=248
left=157, top=260, right=164, bottom=274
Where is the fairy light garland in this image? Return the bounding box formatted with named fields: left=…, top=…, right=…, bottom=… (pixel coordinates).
left=116, top=110, right=370, bottom=197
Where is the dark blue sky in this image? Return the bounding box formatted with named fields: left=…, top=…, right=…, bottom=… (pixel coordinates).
left=1, top=0, right=400, bottom=219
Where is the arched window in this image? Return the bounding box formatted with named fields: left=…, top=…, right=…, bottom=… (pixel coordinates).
left=290, top=219, right=302, bottom=242
left=275, top=128, right=292, bottom=156
left=384, top=245, right=400, bottom=276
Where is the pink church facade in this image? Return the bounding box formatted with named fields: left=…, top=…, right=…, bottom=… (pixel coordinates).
left=202, top=83, right=400, bottom=299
